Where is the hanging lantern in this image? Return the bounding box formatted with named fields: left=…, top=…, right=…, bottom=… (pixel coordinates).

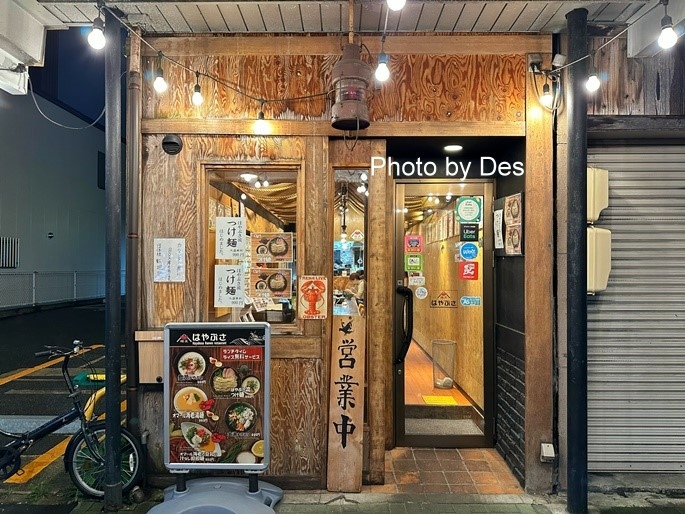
left=330, top=44, right=372, bottom=131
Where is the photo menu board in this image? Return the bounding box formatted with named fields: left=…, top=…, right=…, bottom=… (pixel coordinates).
left=164, top=322, right=270, bottom=471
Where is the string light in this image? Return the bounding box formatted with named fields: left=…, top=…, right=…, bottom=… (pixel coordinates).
left=375, top=52, right=390, bottom=82
left=586, top=72, right=601, bottom=92
left=92, top=2, right=668, bottom=118
left=153, top=53, right=168, bottom=94
left=191, top=71, right=203, bottom=106
left=658, top=0, right=678, bottom=49
left=539, top=83, right=554, bottom=109
left=87, top=14, right=106, bottom=50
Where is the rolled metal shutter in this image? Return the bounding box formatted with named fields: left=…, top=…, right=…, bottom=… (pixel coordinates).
left=587, top=145, right=685, bottom=472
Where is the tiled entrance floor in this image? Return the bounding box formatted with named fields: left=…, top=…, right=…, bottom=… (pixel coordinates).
left=366, top=447, right=523, bottom=495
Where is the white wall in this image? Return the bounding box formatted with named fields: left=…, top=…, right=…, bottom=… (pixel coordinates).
left=0, top=89, right=105, bottom=272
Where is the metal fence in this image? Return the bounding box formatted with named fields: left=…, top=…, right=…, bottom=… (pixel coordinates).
left=0, top=271, right=125, bottom=310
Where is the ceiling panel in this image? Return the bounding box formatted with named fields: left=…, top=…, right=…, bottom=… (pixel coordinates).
left=176, top=4, right=211, bottom=33
left=33, top=1, right=653, bottom=35
left=217, top=4, right=247, bottom=32
left=197, top=4, right=229, bottom=33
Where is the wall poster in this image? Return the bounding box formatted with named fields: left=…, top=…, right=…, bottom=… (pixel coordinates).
left=164, top=322, right=270, bottom=471
left=249, top=268, right=292, bottom=299
left=154, top=238, right=186, bottom=283
left=298, top=275, right=328, bottom=320
left=251, top=233, right=293, bottom=263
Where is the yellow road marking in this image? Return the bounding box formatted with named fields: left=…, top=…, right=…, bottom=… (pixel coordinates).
left=0, top=345, right=104, bottom=387
left=3, top=400, right=128, bottom=484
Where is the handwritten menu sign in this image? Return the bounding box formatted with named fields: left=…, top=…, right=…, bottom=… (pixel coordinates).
left=249, top=268, right=292, bottom=299
left=214, top=265, right=245, bottom=308
left=154, top=238, right=186, bottom=282
left=251, top=233, right=293, bottom=263
left=327, top=315, right=366, bottom=492
left=216, top=217, right=246, bottom=260
left=164, top=322, right=270, bottom=472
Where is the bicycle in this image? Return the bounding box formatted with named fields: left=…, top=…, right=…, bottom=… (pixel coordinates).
left=0, top=340, right=143, bottom=498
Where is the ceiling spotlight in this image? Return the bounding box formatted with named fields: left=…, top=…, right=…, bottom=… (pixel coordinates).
left=191, top=72, right=203, bottom=106
left=375, top=52, right=390, bottom=82
left=88, top=15, right=106, bottom=50
left=444, top=144, right=463, bottom=153
left=586, top=73, right=601, bottom=92
left=658, top=0, right=678, bottom=49
left=387, top=0, right=406, bottom=11
left=240, top=193, right=247, bottom=201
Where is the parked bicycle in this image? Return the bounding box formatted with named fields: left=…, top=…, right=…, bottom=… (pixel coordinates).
left=0, top=340, right=143, bottom=497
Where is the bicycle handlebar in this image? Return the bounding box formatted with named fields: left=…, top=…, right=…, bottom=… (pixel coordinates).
left=34, top=340, right=84, bottom=359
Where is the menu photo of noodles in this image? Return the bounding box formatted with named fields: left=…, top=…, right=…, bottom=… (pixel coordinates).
left=250, top=268, right=292, bottom=299
left=251, top=232, right=293, bottom=263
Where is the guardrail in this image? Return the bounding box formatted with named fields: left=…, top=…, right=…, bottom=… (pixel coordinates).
left=0, top=271, right=125, bottom=310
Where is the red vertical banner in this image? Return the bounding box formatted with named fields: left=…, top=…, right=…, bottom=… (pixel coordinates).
left=327, top=315, right=366, bottom=492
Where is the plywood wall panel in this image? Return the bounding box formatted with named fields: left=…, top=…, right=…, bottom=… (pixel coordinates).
left=142, top=53, right=526, bottom=124
left=269, top=358, right=324, bottom=477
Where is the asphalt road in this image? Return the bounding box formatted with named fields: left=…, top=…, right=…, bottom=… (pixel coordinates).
left=0, top=304, right=109, bottom=374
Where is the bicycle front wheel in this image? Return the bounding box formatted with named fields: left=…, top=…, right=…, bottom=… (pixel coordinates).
left=65, top=421, right=143, bottom=498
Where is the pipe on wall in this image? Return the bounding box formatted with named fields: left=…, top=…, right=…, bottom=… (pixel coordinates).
left=565, top=8, right=589, bottom=514
left=125, top=31, right=142, bottom=437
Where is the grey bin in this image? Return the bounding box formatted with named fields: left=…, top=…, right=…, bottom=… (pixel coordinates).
left=432, top=339, right=456, bottom=389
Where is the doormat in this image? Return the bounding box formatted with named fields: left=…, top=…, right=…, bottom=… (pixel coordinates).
left=422, top=395, right=458, bottom=406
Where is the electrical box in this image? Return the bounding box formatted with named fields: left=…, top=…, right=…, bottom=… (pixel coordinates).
left=587, top=226, right=611, bottom=294
left=587, top=166, right=609, bottom=223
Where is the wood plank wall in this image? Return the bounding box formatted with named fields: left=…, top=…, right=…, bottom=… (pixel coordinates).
left=136, top=34, right=553, bottom=491
left=588, top=37, right=685, bottom=116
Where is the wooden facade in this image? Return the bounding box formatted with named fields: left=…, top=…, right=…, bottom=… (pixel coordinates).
left=132, top=33, right=554, bottom=491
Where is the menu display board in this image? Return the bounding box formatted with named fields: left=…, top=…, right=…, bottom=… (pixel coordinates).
left=164, top=322, right=270, bottom=471
left=249, top=268, right=292, bottom=299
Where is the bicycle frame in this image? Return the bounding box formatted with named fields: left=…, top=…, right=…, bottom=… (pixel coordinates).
left=1, top=347, right=93, bottom=457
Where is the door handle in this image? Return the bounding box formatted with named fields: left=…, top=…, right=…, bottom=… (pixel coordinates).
left=394, top=285, right=413, bottom=364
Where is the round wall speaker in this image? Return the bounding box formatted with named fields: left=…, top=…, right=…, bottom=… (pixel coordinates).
left=162, top=134, right=183, bottom=155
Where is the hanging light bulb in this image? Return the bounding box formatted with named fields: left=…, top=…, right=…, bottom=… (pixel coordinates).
left=375, top=52, right=390, bottom=82
left=540, top=82, right=554, bottom=109
left=261, top=177, right=269, bottom=187
left=357, top=184, right=367, bottom=193
left=387, top=0, right=406, bottom=11
left=586, top=73, right=601, bottom=92
left=434, top=197, right=440, bottom=205
left=240, top=193, right=247, bottom=200
left=88, top=15, right=106, bottom=50
left=254, top=179, right=262, bottom=188
left=360, top=172, right=368, bottom=181
left=253, top=104, right=270, bottom=135
left=658, top=1, right=678, bottom=49
left=153, top=53, right=168, bottom=94
left=445, top=193, right=452, bottom=202
left=191, top=71, right=204, bottom=106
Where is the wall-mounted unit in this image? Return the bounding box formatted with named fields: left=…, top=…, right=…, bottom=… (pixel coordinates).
left=587, top=226, right=611, bottom=294
left=0, top=237, right=19, bottom=268
left=587, top=166, right=608, bottom=223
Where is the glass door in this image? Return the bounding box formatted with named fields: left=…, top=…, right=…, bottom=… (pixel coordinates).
left=394, top=181, right=494, bottom=448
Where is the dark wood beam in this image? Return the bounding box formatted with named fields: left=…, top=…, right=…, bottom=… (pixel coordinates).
left=588, top=115, right=685, bottom=140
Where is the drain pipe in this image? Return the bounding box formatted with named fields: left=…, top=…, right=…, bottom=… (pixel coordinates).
left=103, top=7, right=123, bottom=510
left=125, top=28, right=142, bottom=437
left=566, top=8, right=589, bottom=514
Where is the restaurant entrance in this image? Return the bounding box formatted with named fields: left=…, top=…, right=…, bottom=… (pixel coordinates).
left=393, top=181, right=494, bottom=448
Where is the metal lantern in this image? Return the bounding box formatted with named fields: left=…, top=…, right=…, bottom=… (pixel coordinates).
left=330, top=43, right=372, bottom=131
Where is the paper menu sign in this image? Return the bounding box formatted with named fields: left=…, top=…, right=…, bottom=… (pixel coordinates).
left=251, top=233, right=293, bottom=263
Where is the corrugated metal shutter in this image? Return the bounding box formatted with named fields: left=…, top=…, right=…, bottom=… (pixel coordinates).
left=587, top=145, right=685, bottom=473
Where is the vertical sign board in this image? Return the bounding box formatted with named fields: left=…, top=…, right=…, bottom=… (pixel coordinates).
left=164, top=322, right=270, bottom=472
left=327, top=315, right=366, bottom=492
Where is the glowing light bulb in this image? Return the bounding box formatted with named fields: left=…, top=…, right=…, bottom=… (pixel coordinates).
left=387, top=0, right=406, bottom=11
left=88, top=17, right=106, bottom=50
left=360, top=172, right=368, bottom=181
left=540, top=83, right=554, bottom=109
left=375, top=53, right=390, bottom=82
left=153, top=69, right=168, bottom=94
left=262, top=178, right=269, bottom=187
left=191, top=84, right=203, bottom=106
left=658, top=18, right=678, bottom=49
left=585, top=73, right=600, bottom=92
